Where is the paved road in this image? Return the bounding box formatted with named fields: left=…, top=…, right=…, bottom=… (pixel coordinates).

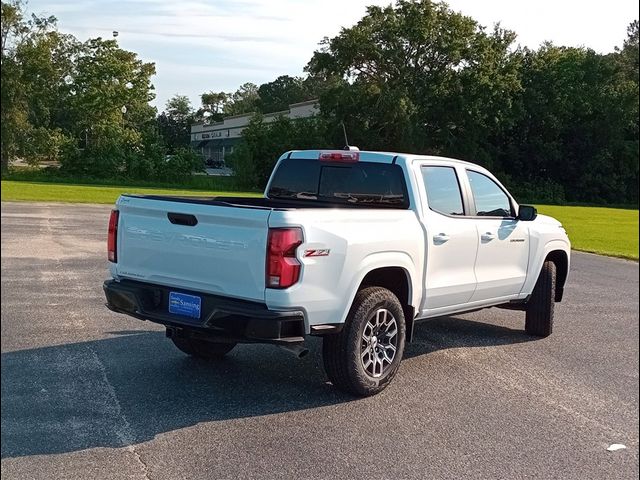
left=1, top=202, right=638, bottom=480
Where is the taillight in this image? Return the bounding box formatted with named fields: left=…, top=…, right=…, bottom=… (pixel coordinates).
left=108, top=210, right=119, bottom=263
left=266, top=228, right=303, bottom=288
left=318, top=150, right=359, bottom=162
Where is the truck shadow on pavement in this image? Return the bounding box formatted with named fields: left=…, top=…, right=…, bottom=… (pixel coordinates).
left=1, top=316, right=536, bottom=458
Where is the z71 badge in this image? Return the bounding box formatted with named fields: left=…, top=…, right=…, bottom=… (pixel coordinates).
left=304, top=249, right=331, bottom=257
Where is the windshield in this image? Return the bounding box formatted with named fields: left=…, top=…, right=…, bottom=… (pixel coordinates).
left=267, top=158, right=409, bottom=208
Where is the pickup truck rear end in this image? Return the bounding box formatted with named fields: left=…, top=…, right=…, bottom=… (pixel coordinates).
left=104, top=197, right=310, bottom=356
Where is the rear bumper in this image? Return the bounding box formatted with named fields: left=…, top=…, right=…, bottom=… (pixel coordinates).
left=103, top=279, right=306, bottom=345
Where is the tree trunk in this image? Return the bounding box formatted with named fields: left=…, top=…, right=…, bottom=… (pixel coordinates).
left=1, top=144, right=8, bottom=175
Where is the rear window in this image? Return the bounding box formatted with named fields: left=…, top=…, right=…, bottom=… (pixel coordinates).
left=421, top=166, right=465, bottom=216
left=267, top=158, right=409, bottom=208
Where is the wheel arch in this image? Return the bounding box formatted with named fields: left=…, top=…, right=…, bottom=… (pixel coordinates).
left=545, top=249, right=569, bottom=302
left=357, top=266, right=417, bottom=342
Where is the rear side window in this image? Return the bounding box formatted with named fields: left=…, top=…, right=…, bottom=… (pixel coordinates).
left=268, top=159, right=408, bottom=208
left=421, top=166, right=465, bottom=216
left=467, top=170, right=513, bottom=217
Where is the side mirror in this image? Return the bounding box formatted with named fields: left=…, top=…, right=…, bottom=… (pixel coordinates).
left=517, top=205, right=537, bottom=221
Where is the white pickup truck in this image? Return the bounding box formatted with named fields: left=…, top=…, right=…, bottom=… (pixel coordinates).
left=104, top=149, right=570, bottom=396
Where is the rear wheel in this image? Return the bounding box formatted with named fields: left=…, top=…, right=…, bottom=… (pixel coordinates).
left=525, top=260, right=556, bottom=337
left=323, top=287, right=406, bottom=396
left=171, top=337, right=236, bottom=359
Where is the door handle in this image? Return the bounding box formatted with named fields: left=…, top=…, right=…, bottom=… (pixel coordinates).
left=433, top=233, right=450, bottom=244
left=481, top=232, right=496, bottom=242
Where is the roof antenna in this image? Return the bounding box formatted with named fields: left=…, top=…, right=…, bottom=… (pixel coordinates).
left=341, top=121, right=359, bottom=151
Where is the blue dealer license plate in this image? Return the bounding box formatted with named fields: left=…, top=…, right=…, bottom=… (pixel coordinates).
left=168, top=291, right=202, bottom=319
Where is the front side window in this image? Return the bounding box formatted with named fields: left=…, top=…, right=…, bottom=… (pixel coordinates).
left=421, top=166, right=465, bottom=216
left=467, top=170, right=513, bottom=217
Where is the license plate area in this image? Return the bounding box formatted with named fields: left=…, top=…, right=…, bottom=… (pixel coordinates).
left=168, top=291, right=202, bottom=320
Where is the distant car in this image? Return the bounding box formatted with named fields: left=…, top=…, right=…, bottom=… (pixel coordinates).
left=205, top=158, right=224, bottom=169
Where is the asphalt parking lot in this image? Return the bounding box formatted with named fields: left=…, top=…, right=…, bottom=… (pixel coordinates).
left=1, top=201, right=638, bottom=480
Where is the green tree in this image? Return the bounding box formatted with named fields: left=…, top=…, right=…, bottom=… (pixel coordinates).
left=307, top=0, right=520, bottom=161
left=1, top=1, right=72, bottom=171
left=1, top=1, right=159, bottom=177
left=166, top=94, right=192, bottom=122
left=227, top=114, right=328, bottom=188
left=197, top=91, right=229, bottom=122
left=617, top=20, right=639, bottom=79
left=257, top=75, right=310, bottom=113
left=498, top=43, right=638, bottom=204
left=157, top=94, right=193, bottom=153
left=60, top=37, right=157, bottom=177
left=612, top=20, right=639, bottom=203
left=224, top=82, right=260, bottom=116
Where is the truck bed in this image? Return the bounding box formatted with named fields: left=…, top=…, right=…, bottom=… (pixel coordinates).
left=113, top=192, right=409, bottom=305
left=124, top=195, right=405, bottom=210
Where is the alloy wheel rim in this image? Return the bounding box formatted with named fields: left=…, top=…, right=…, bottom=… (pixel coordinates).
left=360, top=308, right=398, bottom=378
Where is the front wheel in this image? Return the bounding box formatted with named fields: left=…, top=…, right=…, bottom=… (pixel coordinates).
left=171, top=337, right=236, bottom=359
left=525, top=260, right=556, bottom=337
left=323, top=287, right=406, bottom=396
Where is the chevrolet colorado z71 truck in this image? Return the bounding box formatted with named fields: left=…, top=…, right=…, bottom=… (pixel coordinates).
left=104, top=149, right=570, bottom=396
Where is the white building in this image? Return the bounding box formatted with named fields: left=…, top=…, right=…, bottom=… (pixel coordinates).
left=190, top=100, right=318, bottom=163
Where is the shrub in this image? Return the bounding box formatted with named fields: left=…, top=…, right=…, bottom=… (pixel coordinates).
left=226, top=142, right=259, bottom=189
left=158, top=148, right=204, bottom=180
left=503, top=175, right=567, bottom=205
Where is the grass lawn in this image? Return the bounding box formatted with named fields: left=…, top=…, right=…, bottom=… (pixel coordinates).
left=0, top=180, right=260, bottom=204
left=1, top=180, right=637, bottom=260
left=536, top=205, right=638, bottom=260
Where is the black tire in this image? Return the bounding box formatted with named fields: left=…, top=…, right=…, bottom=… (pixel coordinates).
left=323, top=287, right=406, bottom=396
left=171, top=337, right=236, bottom=359
left=525, top=260, right=556, bottom=337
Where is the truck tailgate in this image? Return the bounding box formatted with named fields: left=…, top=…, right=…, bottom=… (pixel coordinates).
left=114, top=196, right=271, bottom=302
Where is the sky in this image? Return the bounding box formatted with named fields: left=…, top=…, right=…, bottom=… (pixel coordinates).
left=28, top=0, right=639, bottom=111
